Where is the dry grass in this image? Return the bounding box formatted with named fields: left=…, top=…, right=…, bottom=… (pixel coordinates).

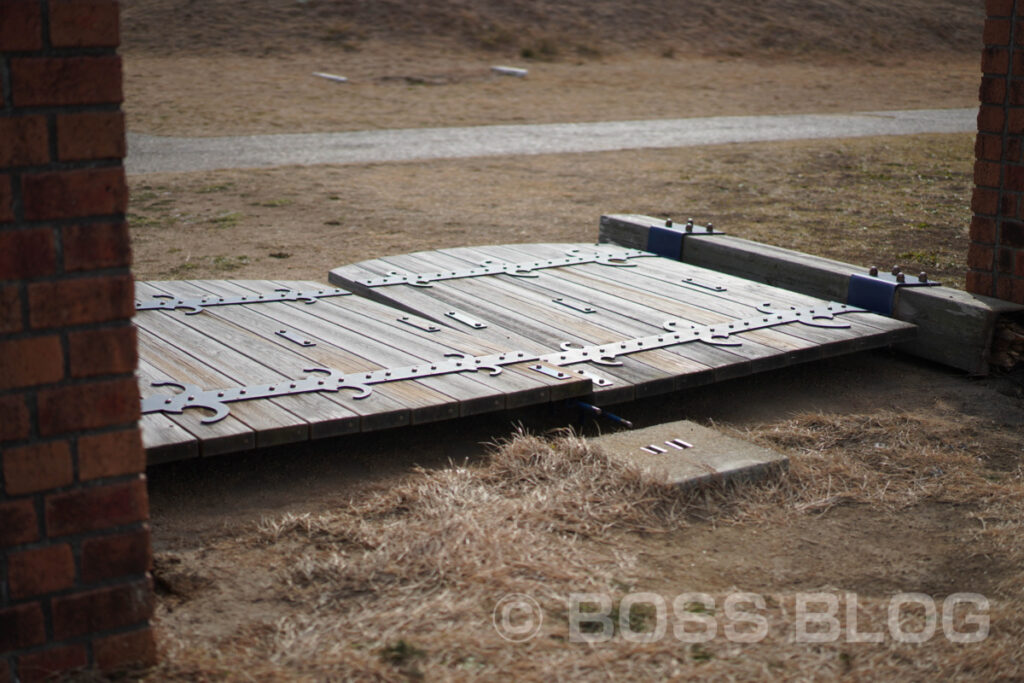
left=122, top=52, right=980, bottom=137
left=120, top=0, right=982, bottom=58
left=129, top=133, right=974, bottom=289
left=148, top=411, right=1024, bottom=681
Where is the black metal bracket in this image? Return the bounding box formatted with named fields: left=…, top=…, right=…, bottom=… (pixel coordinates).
left=645, top=218, right=725, bottom=261
left=847, top=267, right=940, bottom=316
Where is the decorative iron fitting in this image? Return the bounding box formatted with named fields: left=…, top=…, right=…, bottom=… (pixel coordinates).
left=352, top=248, right=654, bottom=288
left=141, top=302, right=863, bottom=424
left=135, top=288, right=350, bottom=315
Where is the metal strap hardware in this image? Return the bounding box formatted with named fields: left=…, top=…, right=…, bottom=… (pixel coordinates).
left=444, top=310, right=487, bottom=329
left=552, top=297, right=597, bottom=314
left=354, top=248, right=653, bottom=288
left=678, top=277, right=727, bottom=294
left=847, top=267, right=940, bottom=316
left=398, top=315, right=441, bottom=332
left=135, top=288, right=350, bottom=315
left=528, top=364, right=572, bottom=380
left=275, top=329, right=316, bottom=347
left=646, top=218, right=724, bottom=260
left=142, top=301, right=864, bottom=424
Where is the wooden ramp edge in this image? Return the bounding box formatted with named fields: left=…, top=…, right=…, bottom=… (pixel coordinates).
left=137, top=243, right=915, bottom=464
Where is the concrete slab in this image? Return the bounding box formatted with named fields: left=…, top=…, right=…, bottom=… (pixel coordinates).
left=591, top=420, right=787, bottom=488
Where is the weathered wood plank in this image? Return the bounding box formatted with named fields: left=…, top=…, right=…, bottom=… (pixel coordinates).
left=339, top=253, right=690, bottom=401
left=137, top=353, right=257, bottom=457
left=139, top=412, right=198, bottom=465
left=454, top=243, right=816, bottom=366
left=266, top=279, right=584, bottom=409
left=147, top=280, right=395, bottom=436
left=494, top=243, right=916, bottom=360
left=398, top=246, right=782, bottom=383
left=331, top=261, right=643, bottom=403
left=134, top=292, right=314, bottom=448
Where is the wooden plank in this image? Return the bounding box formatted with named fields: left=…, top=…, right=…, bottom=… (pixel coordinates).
left=138, top=282, right=356, bottom=441
left=272, top=285, right=563, bottom=415
left=137, top=355, right=256, bottom=457
left=139, top=412, right=198, bottom=465
left=154, top=279, right=587, bottom=420
left=143, top=281, right=462, bottom=425
left=476, top=243, right=823, bottom=352
left=172, top=283, right=466, bottom=425
left=149, top=280, right=410, bottom=434
left=483, top=243, right=914, bottom=354
left=447, top=244, right=819, bottom=376
left=374, top=245, right=840, bottom=385
left=134, top=294, right=314, bottom=449
left=330, top=262, right=641, bottom=403
left=267, top=280, right=590, bottom=408
left=599, top=213, right=1023, bottom=374
left=385, top=247, right=776, bottom=385
left=335, top=255, right=686, bottom=401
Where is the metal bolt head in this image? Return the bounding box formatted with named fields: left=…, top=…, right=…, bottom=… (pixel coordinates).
left=869, top=266, right=879, bottom=276
left=896, top=272, right=906, bottom=283
left=685, top=222, right=694, bottom=233
left=918, top=272, right=928, bottom=283
left=686, top=218, right=694, bottom=227
left=891, top=265, right=901, bottom=275
left=665, top=218, right=673, bottom=227
left=706, top=222, right=714, bottom=232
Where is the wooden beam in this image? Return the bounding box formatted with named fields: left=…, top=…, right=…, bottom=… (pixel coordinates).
left=598, top=214, right=1024, bottom=375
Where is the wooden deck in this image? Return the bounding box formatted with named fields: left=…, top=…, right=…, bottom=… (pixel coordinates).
left=136, top=243, right=915, bottom=463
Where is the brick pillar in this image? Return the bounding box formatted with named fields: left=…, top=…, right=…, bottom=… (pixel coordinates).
left=970, top=0, right=1024, bottom=304
left=0, top=1, right=155, bottom=680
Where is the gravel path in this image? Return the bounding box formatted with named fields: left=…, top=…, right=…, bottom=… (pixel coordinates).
left=126, top=108, right=976, bottom=175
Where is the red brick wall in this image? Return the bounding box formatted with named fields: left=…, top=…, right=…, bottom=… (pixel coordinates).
left=0, top=1, right=154, bottom=680
left=971, top=0, right=1024, bottom=303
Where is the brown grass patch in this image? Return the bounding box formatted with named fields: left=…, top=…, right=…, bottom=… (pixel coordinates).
left=129, top=133, right=974, bottom=289
left=148, top=409, right=1023, bottom=680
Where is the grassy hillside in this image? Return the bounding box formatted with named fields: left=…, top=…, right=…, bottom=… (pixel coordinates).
left=121, top=0, right=984, bottom=58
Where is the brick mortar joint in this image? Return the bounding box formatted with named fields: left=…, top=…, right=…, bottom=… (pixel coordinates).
left=2, top=621, right=154, bottom=665
left=0, top=419, right=141, bottom=455
left=2, top=568, right=153, bottom=610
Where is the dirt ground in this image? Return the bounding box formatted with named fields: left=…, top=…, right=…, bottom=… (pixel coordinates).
left=117, top=0, right=1024, bottom=679
left=124, top=51, right=981, bottom=137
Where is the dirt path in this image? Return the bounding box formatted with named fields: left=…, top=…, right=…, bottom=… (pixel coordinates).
left=126, top=108, right=975, bottom=174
